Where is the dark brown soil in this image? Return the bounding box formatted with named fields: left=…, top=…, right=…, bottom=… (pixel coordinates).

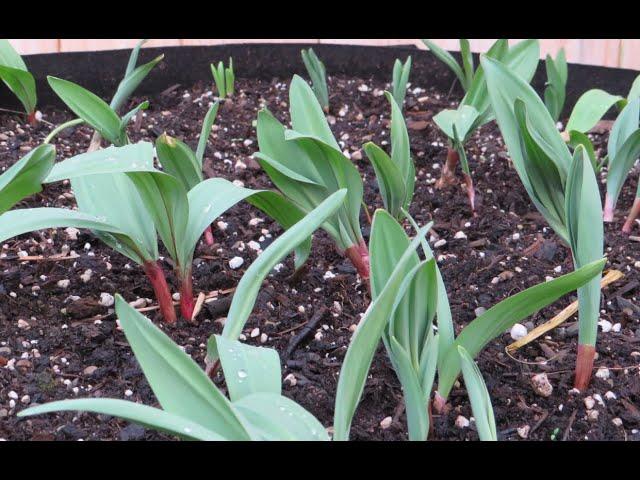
left=1, top=73, right=639, bottom=441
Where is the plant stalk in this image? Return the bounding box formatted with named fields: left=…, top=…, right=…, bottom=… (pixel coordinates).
left=574, top=344, right=596, bottom=391
left=142, top=261, right=177, bottom=324
left=27, top=111, right=38, bottom=127
left=204, top=225, right=215, bottom=245
left=178, top=268, right=195, bottom=321
left=44, top=118, right=84, bottom=144
left=622, top=197, right=640, bottom=234
left=462, top=172, right=476, bottom=215
left=603, top=193, right=615, bottom=222
left=344, top=239, right=370, bottom=280
left=435, top=147, right=459, bottom=189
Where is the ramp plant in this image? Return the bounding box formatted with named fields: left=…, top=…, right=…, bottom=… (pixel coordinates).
left=156, top=101, right=220, bottom=244
left=422, top=39, right=475, bottom=92
left=363, top=92, right=415, bottom=220
left=301, top=48, right=329, bottom=113
left=211, top=58, right=235, bottom=99
left=0, top=144, right=55, bottom=214
left=255, top=75, right=369, bottom=279
left=332, top=209, right=605, bottom=440
left=0, top=39, right=38, bottom=125
left=430, top=39, right=539, bottom=212
left=391, top=56, right=412, bottom=108
left=483, top=55, right=606, bottom=390
left=543, top=48, right=567, bottom=122
left=19, top=295, right=328, bottom=441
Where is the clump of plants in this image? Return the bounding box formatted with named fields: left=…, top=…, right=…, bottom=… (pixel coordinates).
left=211, top=58, right=235, bottom=99
left=255, top=75, right=369, bottom=279
left=483, top=55, right=606, bottom=390
left=391, top=55, right=411, bottom=108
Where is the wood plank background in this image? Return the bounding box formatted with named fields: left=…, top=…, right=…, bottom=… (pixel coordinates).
left=7, top=39, right=640, bottom=70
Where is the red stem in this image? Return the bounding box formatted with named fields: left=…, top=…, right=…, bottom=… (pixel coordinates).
left=27, top=111, right=38, bottom=127
left=622, top=197, right=640, bottom=234
left=574, top=344, right=595, bottom=391
left=603, top=193, right=615, bottom=222
left=344, top=239, right=370, bottom=280
left=462, top=172, right=477, bottom=216
left=204, top=225, right=214, bottom=245
left=142, top=260, right=177, bottom=324
left=435, top=147, right=459, bottom=189
left=178, top=268, right=195, bottom=321
left=432, top=391, right=446, bottom=415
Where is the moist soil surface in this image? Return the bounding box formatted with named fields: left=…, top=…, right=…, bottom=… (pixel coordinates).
left=1, top=73, right=639, bottom=441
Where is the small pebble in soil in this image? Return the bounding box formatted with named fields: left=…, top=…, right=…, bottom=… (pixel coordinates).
left=99, top=292, right=115, bottom=307
left=57, top=279, right=70, bottom=289
left=604, top=391, right=617, bottom=400
left=595, top=367, right=610, bottom=380
left=380, top=416, right=393, bottom=429
left=587, top=410, right=599, bottom=422
left=124, top=389, right=133, bottom=397
left=612, top=418, right=623, bottom=427
left=598, top=319, right=612, bottom=333
left=531, top=373, right=553, bottom=397
left=80, top=269, right=93, bottom=283
left=517, top=425, right=530, bottom=439
left=260, top=333, right=268, bottom=344
left=17, top=319, right=29, bottom=329
left=584, top=396, right=596, bottom=410
left=455, top=416, right=470, bottom=429
left=510, top=323, right=528, bottom=340
left=512, top=233, right=520, bottom=241
left=65, top=227, right=80, bottom=240
left=7, top=391, right=18, bottom=400
left=229, top=256, right=244, bottom=269
left=284, top=373, right=297, bottom=387
left=250, top=327, right=260, bottom=338
left=323, top=270, right=336, bottom=280
left=217, top=221, right=228, bottom=231
left=612, top=323, right=621, bottom=332
left=454, top=231, right=467, bottom=240
left=433, top=239, right=447, bottom=248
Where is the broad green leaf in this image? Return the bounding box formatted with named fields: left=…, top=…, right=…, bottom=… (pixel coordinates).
left=606, top=130, right=640, bottom=209
left=566, top=89, right=623, bottom=134
left=386, top=91, right=411, bottom=180
left=433, top=105, right=480, bottom=143
left=233, top=393, right=328, bottom=441
left=436, top=257, right=606, bottom=398
left=195, top=101, right=219, bottom=165
left=458, top=346, right=497, bottom=441
left=289, top=75, right=338, bottom=150
left=608, top=96, right=640, bottom=161
left=0, top=65, right=36, bottom=114
left=565, top=147, right=603, bottom=347
left=214, top=335, right=281, bottom=402
left=0, top=39, right=27, bottom=70
left=125, top=39, right=147, bottom=79
left=45, top=142, right=155, bottom=183
left=111, top=51, right=163, bottom=112
left=0, top=144, right=54, bottom=214
left=422, top=39, right=467, bottom=90
left=156, top=134, right=202, bottom=191
left=628, top=74, right=640, bottom=102
left=333, top=211, right=431, bottom=441
left=301, top=49, right=328, bottom=110
left=213, top=190, right=347, bottom=357
left=363, top=142, right=405, bottom=218
left=568, top=130, right=598, bottom=172
left=18, top=399, right=226, bottom=441
left=0, top=207, right=125, bottom=244
left=114, top=296, right=250, bottom=439
left=48, top=76, right=123, bottom=145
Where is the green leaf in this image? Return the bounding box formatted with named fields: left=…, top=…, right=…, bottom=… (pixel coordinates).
left=212, top=190, right=347, bottom=358
left=0, top=207, right=124, bottom=244
left=0, top=65, right=36, bottom=114
left=422, top=39, right=466, bottom=90
left=214, top=335, right=281, bottom=402
left=606, top=130, right=640, bottom=210
left=363, top=142, right=405, bottom=218
left=114, top=295, right=250, bottom=439
left=333, top=210, right=431, bottom=441
left=18, top=399, right=226, bottom=441
left=289, top=75, right=338, bottom=150
left=48, top=76, right=123, bottom=145
left=156, top=134, right=202, bottom=191
left=628, top=74, right=640, bottom=102
left=458, top=346, right=497, bottom=441
left=196, top=101, right=219, bottom=165
left=211, top=62, right=226, bottom=98
left=433, top=105, right=480, bottom=142
left=565, top=147, right=603, bottom=348
left=225, top=62, right=235, bottom=97
left=233, top=393, right=328, bottom=441
left=301, top=49, right=328, bottom=110
left=45, top=142, right=155, bottom=183
left=0, top=144, right=54, bottom=214
left=460, top=39, right=474, bottom=88
left=111, top=51, right=163, bottom=112
left=568, top=130, right=598, bottom=172
left=0, top=39, right=27, bottom=70
left=436, top=258, right=606, bottom=398
left=120, top=101, right=148, bottom=130
left=566, top=89, right=623, bottom=133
